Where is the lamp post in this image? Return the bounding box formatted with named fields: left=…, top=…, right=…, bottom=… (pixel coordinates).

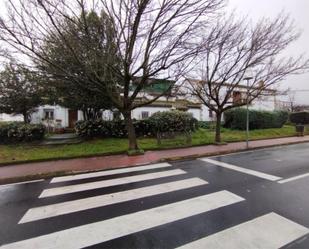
left=244, top=76, right=253, bottom=149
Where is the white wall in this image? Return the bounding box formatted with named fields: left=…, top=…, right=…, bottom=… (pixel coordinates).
left=251, top=95, right=276, bottom=111
left=0, top=113, right=23, bottom=122
left=31, top=105, right=69, bottom=127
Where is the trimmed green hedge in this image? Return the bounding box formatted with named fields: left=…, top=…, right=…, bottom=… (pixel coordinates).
left=149, top=111, right=198, bottom=133
left=75, top=111, right=198, bottom=138
left=75, top=119, right=154, bottom=138
left=224, top=108, right=288, bottom=130
left=289, top=112, right=309, bottom=125
left=0, top=122, right=45, bottom=144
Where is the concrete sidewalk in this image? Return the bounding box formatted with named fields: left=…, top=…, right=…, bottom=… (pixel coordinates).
left=1, top=136, right=309, bottom=184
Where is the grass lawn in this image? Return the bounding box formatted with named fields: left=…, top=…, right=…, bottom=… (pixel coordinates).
left=0, top=125, right=304, bottom=165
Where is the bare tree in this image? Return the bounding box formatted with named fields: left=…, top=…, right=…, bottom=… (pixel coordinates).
left=286, top=89, right=297, bottom=112
left=0, top=0, right=224, bottom=151
left=186, top=14, right=309, bottom=143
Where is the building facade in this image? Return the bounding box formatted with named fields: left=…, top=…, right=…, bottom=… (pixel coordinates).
left=0, top=79, right=277, bottom=128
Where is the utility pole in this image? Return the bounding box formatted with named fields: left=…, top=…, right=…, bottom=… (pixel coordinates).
left=244, top=76, right=253, bottom=149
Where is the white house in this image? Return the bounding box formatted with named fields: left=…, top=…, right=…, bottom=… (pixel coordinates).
left=0, top=79, right=277, bottom=128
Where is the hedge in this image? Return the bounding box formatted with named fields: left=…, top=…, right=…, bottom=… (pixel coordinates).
left=75, top=111, right=198, bottom=138
left=224, top=108, right=288, bottom=130
left=0, top=122, right=45, bottom=144
left=75, top=119, right=154, bottom=138
left=198, top=121, right=218, bottom=129
left=289, top=112, right=309, bottom=125
left=149, top=110, right=198, bottom=134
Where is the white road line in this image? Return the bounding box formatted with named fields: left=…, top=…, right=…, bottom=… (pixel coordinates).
left=278, top=172, right=309, bottom=184
left=2, top=191, right=244, bottom=249
left=0, top=179, right=44, bottom=188
left=176, top=213, right=309, bottom=249
left=201, top=158, right=282, bottom=181
left=51, top=163, right=172, bottom=183
left=19, top=178, right=208, bottom=224
left=40, top=169, right=186, bottom=198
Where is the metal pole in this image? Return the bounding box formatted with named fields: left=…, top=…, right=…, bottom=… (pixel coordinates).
left=246, top=79, right=249, bottom=149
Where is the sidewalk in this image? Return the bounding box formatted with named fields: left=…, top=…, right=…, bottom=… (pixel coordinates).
left=1, top=136, right=309, bottom=184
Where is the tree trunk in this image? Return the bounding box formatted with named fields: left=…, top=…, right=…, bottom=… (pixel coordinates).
left=124, top=111, right=139, bottom=150
left=215, top=112, right=222, bottom=143
left=23, top=112, right=30, bottom=124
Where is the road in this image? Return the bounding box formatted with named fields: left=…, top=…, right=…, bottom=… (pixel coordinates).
left=1, top=142, right=309, bottom=248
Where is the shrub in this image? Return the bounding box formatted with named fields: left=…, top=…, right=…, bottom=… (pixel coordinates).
left=75, top=111, right=198, bottom=138
left=0, top=122, right=45, bottom=144
left=149, top=110, right=198, bottom=134
left=198, top=121, right=218, bottom=129
left=289, top=112, right=309, bottom=125
left=75, top=119, right=154, bottom=138
left=224, top=109, right=288, bottom=130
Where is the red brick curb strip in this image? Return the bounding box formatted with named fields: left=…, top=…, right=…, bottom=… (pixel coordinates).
left=1, top=136, right=309, bottom=185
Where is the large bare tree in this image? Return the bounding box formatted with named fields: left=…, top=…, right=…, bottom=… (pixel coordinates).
left=186, top=14, right=309, bottom=143
left=0, top=0, right=224, bottom=151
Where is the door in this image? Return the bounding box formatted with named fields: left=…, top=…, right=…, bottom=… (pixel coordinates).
left=68, top=110, right=78, bottom=128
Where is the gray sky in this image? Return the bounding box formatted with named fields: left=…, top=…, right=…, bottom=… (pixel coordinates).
left=228, top=0, right=309, bottom=104
left=1, top=0, right=308, bottom=103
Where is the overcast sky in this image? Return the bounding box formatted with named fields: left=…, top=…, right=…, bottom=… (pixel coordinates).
left=1, top=0, right=308, bottom=103
left=228, top=0, right=309, bottom=104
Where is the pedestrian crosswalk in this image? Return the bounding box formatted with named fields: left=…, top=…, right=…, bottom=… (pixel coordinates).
left=1, top=162, right=308, bottom=248
left=40, top=168, right=186, bottom=197
left=20, top=178, right=208, bottom=223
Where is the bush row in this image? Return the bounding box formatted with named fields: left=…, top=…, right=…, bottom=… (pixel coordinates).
left=150, top=111, right=198, bottom=133
left=224, top=108, right=288, bottom=130
left=75, top=111, right=198, bottom=138
left=198, top=121, right=217, bottom=129
left=289, top=112, right=309, bottom=125
left=0, top=122, right=45, bottom=144
left=75, top=119, right=153, bottom=138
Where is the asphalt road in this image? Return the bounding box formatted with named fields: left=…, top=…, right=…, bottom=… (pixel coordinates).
left=1, top=142, right=309, bottom=248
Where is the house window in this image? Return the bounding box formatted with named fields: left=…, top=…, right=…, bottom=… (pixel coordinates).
left=233, top=91, right=242, bottom=104
left=209, top=110, right=213, bottom=118
left=141, top=111, right=149, bottom=119
left=44, top=109, right=54, bottom=120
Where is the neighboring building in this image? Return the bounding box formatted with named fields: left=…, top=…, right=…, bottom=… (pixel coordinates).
left=0, top=78, right=278, bottom=128
left=184, top=79, right=277, bottom=112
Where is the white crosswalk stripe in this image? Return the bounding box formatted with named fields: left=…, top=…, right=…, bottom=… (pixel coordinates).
left=19, top=178, right=208, bottom=224
left=3, top=191, right=244, bottom=249
left=201, top=158, right=282, bottom=181
left=40, top=169, right=186, bottom=198
left=176, top=212, right=309, bottom=249
left=51, top=162, right=172, bottom=183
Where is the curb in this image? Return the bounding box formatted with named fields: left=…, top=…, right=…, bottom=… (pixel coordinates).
left=1, top=139, right=309, bottom=185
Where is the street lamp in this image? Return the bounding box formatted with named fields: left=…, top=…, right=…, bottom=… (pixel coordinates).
left=244, top=76, right=253, bottom=149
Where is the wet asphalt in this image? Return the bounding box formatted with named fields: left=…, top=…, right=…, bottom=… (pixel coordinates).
left=1, top=142, right=309, bottom=248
